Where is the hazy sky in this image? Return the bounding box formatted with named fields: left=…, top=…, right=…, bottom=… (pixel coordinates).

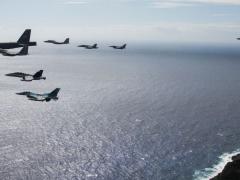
left=0, top=0, right=240, bottom=43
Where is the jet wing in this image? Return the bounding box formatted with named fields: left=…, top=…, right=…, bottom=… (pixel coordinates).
left=22, top=75, right=34, bottom=81
left=27, top=93, right=48, bottom=101
left=28, top=97, right=46, bottom=101
left=16, top=91, right=48, bottom=101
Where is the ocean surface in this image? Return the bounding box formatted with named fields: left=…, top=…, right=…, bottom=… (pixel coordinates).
left=0, top=43, right=240, bottom=180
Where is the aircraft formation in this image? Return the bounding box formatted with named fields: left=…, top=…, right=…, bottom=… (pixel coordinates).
left=0, top=29, right=127, bottom=102
left=45, top=39, right=126, bottom=49
left=0, top=30, right=58, bottom=102
left=0, top=29, right=127, bottom=57
left=5, top=69, right=59, bottom=102
left=4, top=29, right=237, bottom=102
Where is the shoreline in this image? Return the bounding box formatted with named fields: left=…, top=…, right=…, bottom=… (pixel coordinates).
left=210, top=153, right=240, bottom=180
left=193, top=150, right=240, bottom=180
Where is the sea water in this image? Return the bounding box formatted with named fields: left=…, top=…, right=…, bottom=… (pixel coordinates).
left=0, top=43, right=240, bottom=179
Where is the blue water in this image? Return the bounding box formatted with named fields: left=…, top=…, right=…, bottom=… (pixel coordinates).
left=0, top=43, right=240, bottom=179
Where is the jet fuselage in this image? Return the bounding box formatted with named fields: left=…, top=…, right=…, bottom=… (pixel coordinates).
left=44, top=40, right=65, bottom=44
left=0, top=42, right=36, bottom=49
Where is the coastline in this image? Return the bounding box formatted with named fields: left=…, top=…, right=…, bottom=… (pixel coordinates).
left=193, top=150, right=240, bottom=180
left=210, top=153, right=240, bottom=180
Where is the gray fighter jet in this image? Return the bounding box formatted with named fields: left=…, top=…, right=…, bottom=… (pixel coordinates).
left=16, top=88, right=60, bottom=102
left=109, top=44, right=127, bottom=49
left=77, top=43, right=98, bottom=49
left=44, top=38, right=69, bottom=44
left=6, top=70, right=46, bottom=81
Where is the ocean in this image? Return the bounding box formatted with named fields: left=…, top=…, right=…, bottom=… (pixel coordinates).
left=0, top=43, right=240, bottom=180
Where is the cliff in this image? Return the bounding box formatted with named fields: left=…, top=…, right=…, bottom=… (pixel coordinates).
left=210, top=154, right=240, bottom=180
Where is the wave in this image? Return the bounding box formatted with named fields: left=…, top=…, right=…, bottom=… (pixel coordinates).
left=193, top=149, right=240, bottom=180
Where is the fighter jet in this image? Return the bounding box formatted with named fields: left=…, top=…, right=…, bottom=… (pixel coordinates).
left=109, top=44, right=127, bottom=50
left=237, top=38, right=240, bottom=40
left=0, top=29, right=37, bottom=49
left=77, top=44, right=98, bottom=49
left=5, top=70, right=46, bottom=81
left=44, top=38, right=69, bottom=44
left=0, top=45, right=28, bottom=57
left=16, top=88, right=60, bottom=102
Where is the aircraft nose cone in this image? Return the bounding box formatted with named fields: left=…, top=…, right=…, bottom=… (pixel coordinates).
left=16, top=91, right=30, bottom=95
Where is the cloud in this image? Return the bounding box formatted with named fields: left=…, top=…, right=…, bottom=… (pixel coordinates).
left=152, top=0, right=240, bottom=8
left=63, top=0, right=87, bottom=5
left=2, top=21, right=238, bottom=44
left=149, top=22, right=240, bottom=43
left=212, top=13, right=235, bottom=17
left=33, top=22, right=239, bottom=43
left=105, top=22, right=240, bottom=43
left=61, top=0, right=240, bottom=8
left=152, top=1, right=194, bottom=8
left=191, top=0, right=240, bottom=5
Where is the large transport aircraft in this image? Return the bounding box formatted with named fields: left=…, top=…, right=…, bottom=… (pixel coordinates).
left=0, top=29, right=37, bottom=49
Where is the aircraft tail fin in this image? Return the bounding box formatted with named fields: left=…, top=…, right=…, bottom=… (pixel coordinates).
left=64, top=38, right=69, bottom=44
left=33, top=70, right=43, bottom=79
left=17, top=29, right=31, bottom=44
left=18, top=45, right=28, bottom=55
left=122, top=44, right=127, bottom=48
left=49, top=88, right=60, bottom=97
left=93, top=44, right=97, bottom=48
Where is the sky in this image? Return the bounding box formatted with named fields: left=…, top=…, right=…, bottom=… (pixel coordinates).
left=0, top=0, right=240, bottom=44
